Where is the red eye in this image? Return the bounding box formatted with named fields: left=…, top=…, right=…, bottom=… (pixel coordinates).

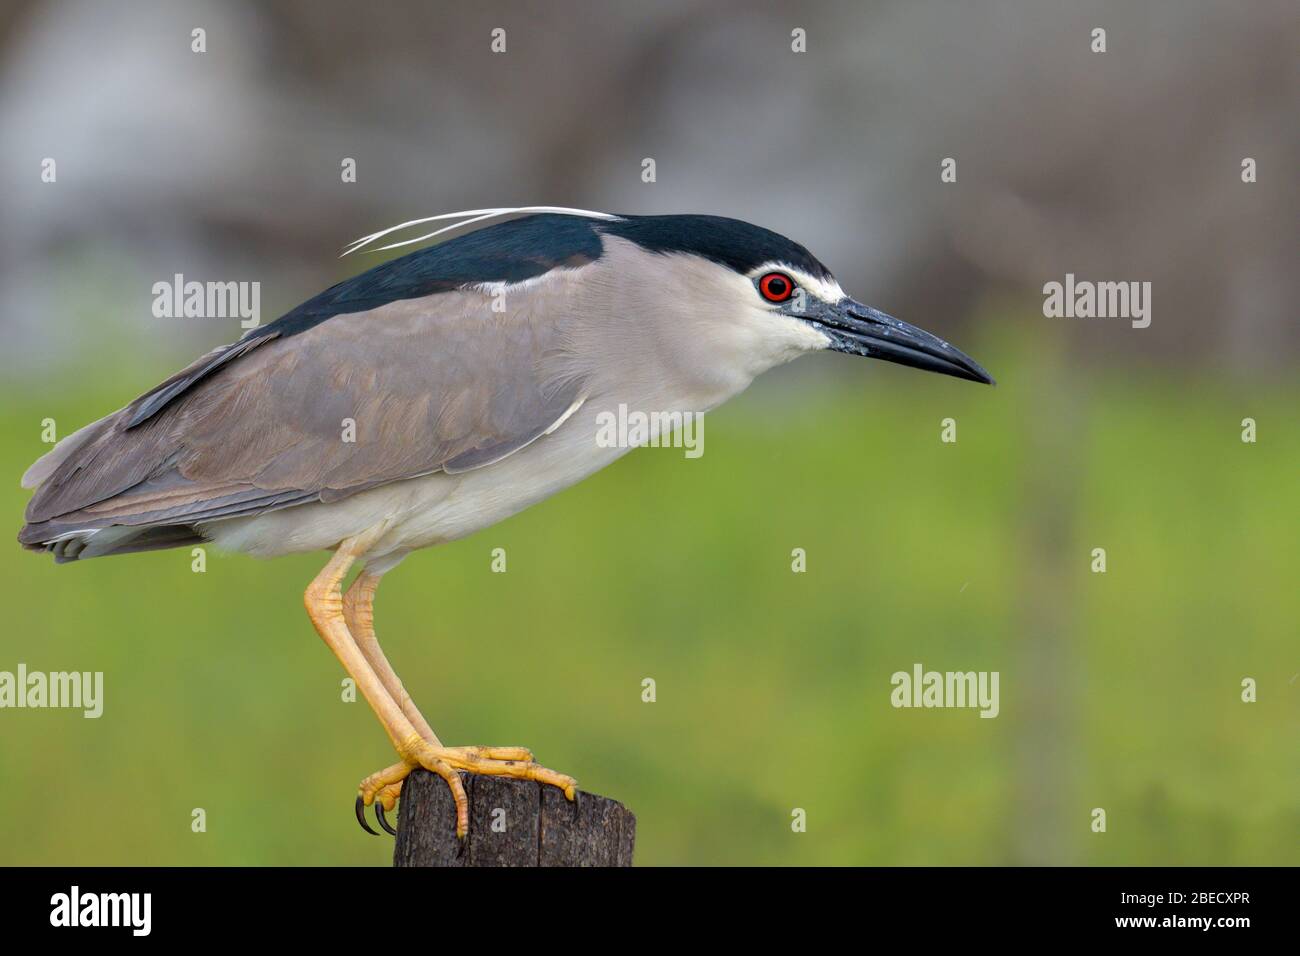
left=758, top=272, right=795, bottom=303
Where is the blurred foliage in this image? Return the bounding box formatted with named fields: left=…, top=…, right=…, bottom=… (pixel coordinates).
left=0, top=316, right=1294, bottom=866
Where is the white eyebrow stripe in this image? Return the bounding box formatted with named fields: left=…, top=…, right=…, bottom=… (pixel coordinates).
left=748, top=261, right=846, bottom=303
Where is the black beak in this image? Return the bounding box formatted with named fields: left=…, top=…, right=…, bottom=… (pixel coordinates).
left=810, top=299, right=995, bottom=385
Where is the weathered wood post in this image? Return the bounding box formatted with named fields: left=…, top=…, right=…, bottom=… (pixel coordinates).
left=393, top=769, right=637, bottom=866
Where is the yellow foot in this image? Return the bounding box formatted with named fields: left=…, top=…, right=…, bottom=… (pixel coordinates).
left=355, top=743, right=577, bottom=838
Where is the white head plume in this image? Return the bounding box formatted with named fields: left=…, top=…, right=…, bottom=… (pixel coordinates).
left=342, top=206, right=622, bottom=257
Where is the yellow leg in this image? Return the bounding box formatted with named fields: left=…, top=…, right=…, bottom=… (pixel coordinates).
left=343, top=570, right=443, bottom=747
left=305, top=536, right=576, bottom=837
left=342, top=571, right=543, bottom=812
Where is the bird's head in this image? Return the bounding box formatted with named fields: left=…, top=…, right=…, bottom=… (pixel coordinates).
left=600, top=214, right=995, bottom=386
left=341, top=208, right=994, bottom=392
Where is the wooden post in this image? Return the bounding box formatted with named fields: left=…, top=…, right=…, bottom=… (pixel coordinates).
left=393, top=769, right=636, bottom=867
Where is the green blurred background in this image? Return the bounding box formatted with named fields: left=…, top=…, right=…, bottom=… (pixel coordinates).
left=0, top=0, right=1295, bottom=865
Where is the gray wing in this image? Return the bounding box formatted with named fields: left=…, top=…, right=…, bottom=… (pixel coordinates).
left=20, top=289, right=586, bottom=552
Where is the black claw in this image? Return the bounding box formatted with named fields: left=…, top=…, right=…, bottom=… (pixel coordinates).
left=355, top=795, right=380, bottom=836
left=375, top=801, right=398, bottom=836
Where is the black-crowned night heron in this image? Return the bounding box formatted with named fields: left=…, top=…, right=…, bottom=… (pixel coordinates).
left=19, top=207, right=993, bottom=838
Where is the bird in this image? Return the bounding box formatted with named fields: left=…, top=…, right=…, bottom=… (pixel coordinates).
left=18, top=206, right=994, bottom=839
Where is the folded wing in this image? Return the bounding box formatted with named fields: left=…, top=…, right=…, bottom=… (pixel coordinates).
left=20, top=285, right=585, bottom=558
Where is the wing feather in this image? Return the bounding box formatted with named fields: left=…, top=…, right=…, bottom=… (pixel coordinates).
left=20, top=282, right=587, bottom=547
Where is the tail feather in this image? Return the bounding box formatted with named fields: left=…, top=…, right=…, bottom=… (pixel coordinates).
left=26, top=525, right=207, bottom=563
